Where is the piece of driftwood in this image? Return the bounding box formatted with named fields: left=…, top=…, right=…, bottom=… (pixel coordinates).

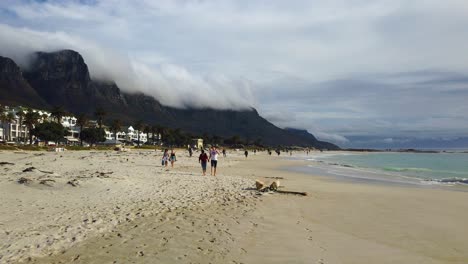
left=276, top=190, right=308, bottom=196
left=39, top=179, right=56, bottom=186
left=67, top=179, right=79, bottom=187
left=254, top=180, right=306, bottom=196
left=23, top=167, right=36, bottom=172
left=0, top=162, right=14, bottom=165
left=265, top=177, right=284, bottom=179
left=39, top=170, right=54, bottom=174
left=97, top=171, right=114, bottom=178
left=18, top=177, right=32, bottom=184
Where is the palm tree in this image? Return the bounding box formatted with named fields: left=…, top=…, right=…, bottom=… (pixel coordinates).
left=151, top=125, right=158, bottom=144
left=4, top=112, right=15, bottom=142
left=41, top=114, right=49, bottom=124
left=110, top=119, right=122, bottom=140
left=17, top=109, right=25, bottom=142
left=133, top=120, right=143, bottom=146
left=0, top=112, right=7, bottom=142
left=76, top=113, right=88, bottom=146
left=94, top=107, right=106, bottom=129
left=50, top=106, right=66, bottom=123
left=156, top=125, right=166, bottom=145
left=24, top=109, right=40, bottom=144
left=143, top=125, right=151, bottom=145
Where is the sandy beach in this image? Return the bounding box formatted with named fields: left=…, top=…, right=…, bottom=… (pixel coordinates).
left=1, top=149, right=467, bottom=264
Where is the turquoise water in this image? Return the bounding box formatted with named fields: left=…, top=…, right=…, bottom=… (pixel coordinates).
left=306, top=152, right=468, bottom=185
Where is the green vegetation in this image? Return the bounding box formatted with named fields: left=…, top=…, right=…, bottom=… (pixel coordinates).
left=0, top=145, right=48, bottom=151
left=80, top=128, right=106, bottom=145
left=66, top=145, right=114, bottom=151
left=31, top=122, right=67, bottom=143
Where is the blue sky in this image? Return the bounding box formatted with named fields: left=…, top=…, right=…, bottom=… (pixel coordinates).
left=1, top=0, right=468, bottom=147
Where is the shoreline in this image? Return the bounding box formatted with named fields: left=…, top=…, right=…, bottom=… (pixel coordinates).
left=285, top=151, right=468, bottom=189
left=2, top=150, right=468, bottom=263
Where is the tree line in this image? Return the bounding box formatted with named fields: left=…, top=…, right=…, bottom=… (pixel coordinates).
left=1, top=105, right=261, bottom=148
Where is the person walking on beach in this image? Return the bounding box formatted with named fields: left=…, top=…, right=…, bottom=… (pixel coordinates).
left=209, top=146, right=220, bottom=176
left=188, top=147, right=193, bottom=157
left=162, top=149, right=169, bottom=167
left=199, top=149, right=209, bottom=176
left=244, top=150, right=248, bottom=158
left=222, top=148, right=226, bottom=157
left=170, top=149, right=177, bottom=168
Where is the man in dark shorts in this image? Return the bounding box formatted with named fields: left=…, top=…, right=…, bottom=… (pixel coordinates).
left=209, top=146, right=220, bottom=176
left=199, top=149, right=209, bottom=176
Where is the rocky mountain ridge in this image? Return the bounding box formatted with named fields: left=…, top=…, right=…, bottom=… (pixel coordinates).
left=0, top=50, right=339, bottom=149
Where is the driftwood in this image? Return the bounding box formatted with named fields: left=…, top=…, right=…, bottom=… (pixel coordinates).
left=265, top=177, right=284, bottom=180
left=23, top=167, right=36, bottom=172
left=39, top=170, right=54, bottom=174
left=0, top=162, right=14, bottom=165
left=276, top=190, right=308, bottom=196
left=18, top=177, right=32, bottom=184
left=67, top=179, right=79, bottom=187
left=39, top=179, right=56, bottom=186
left=97, top=171, right=114, bottom=178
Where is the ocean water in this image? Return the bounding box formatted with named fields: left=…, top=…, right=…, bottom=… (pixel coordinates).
left=292, top=152, right=468, bottom=186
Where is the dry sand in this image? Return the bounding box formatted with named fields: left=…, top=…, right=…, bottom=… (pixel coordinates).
left=1, top=150, right=467, bottom=263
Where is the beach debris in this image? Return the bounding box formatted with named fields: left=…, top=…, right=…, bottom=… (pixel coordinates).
left=0, top=162, right=14, bottom=165
left=67, top=179, right=80, bottom=187
left=17, top=177, right=32, bottom=184
left=22, top=167, right=36, bottom=172
left=254, top=180, right=307, bottom=196
left=38, top=170, right=54, bottom=174
left=39, top=179, right=56, bottom=187
left=276, top=190, right=308, bottom=196
left=269, top=180, right=280, bottom=191
left=265, top=176, right=284, bottom=179
left=255, top=180, right=265, bottom=190
left=97, top=171, right=114, bottom=178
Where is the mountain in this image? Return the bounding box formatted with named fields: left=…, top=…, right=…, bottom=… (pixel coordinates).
left=284, top=128, right=338, bottom=149
left=0, top=50, right=339, bottom=149
left=0, top=56, right=48, bottom=108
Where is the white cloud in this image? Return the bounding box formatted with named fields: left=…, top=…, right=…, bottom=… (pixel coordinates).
left=1, top=0, right=468, bottom=146
left=314, top=132, right=349, bottom=144
left=0, top=23, right=254, bottom=109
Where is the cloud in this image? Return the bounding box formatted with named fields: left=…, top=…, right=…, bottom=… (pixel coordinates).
left=314, top=132, right=349, bottom=145
left=1, top=0, right=468, bottom=147
left=0, top=23, right=254, bottom=110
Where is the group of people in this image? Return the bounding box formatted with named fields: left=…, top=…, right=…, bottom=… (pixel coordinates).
left=162, top=146, right=223, bottom=176
left=198, top=146, right=220, bottom=176
left=162, top=149, right=177, bottom=168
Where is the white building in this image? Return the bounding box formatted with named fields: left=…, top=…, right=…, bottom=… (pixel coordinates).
left=0, top=107, right=42, bottom=142
left=105, top=126, right=153, bottom=144
left=0, top=106, right=80, bottom=144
